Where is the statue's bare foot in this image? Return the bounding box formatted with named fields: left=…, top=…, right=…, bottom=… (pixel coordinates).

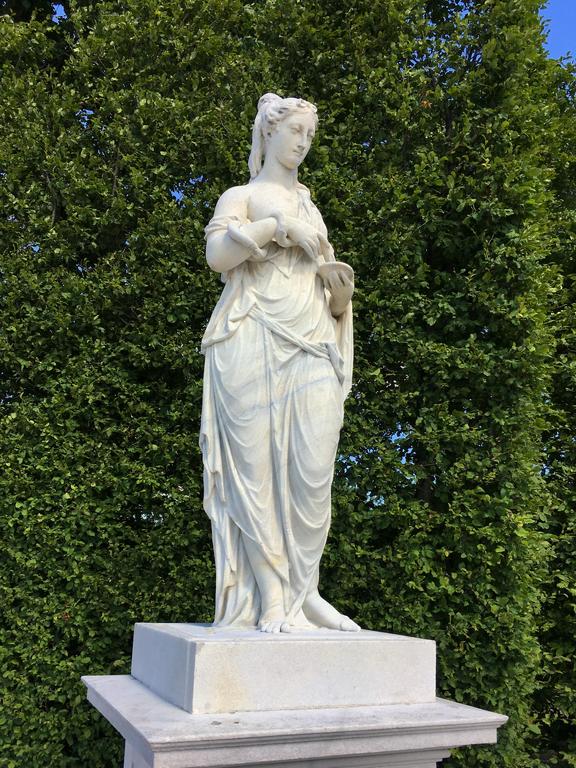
left=260, top=619, right=292, bottom=633
left=258, top=603, right=292, bottom=634
left=303, top=591, right=361, bottom=632
left=258, top=607, right=292, bottom=634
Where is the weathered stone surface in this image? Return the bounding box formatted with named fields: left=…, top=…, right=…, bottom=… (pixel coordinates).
left=82, top=674, right=507, bottom=768
left=130, top=624, right=436, bottom=714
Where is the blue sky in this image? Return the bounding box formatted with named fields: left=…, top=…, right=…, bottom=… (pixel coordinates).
left=541, top=0, right=575, bottom=60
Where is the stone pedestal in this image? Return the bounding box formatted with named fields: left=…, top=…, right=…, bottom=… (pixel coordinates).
left=130, top=624, right=436, bottom=713
left=82, top=624, right=507, bottom=768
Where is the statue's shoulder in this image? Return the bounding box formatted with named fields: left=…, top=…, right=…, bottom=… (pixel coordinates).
left=211, top=185, right=251, bottom=221
left=215, top=184, right=251, bottom=208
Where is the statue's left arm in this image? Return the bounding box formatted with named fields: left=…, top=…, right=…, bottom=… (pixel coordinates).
left=312, top=209, right=354, bottom=318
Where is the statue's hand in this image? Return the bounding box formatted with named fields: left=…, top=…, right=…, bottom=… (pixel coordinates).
left=325, top=269, right=354, bottom=317
left=284, top=218, right=325, bottom=262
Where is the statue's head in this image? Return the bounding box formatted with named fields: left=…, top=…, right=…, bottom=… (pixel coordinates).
left=248, top=93, right=318, bottom=180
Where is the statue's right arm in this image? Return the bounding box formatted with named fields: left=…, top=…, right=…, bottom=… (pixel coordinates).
left=206, top=187, right=277, bottom=273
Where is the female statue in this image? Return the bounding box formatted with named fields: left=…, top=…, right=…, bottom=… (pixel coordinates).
left=200, top=93, right=359, bottom=633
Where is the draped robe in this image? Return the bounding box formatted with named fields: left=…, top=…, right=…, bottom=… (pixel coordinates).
left=200, top=184, right=353, bottom=626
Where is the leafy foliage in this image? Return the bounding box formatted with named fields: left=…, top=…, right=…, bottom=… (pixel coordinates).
left=0, top=1, right=573, bottom=766
left=533, top=57, right=576, bottom=768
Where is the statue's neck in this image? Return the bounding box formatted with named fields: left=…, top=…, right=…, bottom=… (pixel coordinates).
left=256, top=157, right=298, bottom=190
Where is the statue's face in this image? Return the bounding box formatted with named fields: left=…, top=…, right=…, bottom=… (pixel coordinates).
left=266, top=111, right=316, bottom=171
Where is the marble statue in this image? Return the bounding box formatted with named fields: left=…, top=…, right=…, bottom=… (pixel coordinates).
left=200, top=93, right=359, bottom=634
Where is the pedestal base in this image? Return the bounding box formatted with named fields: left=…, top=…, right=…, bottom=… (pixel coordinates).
left=130, top=624, right=436, bottom=714
left=83, top=675, right=507, bottom=768
left=82, top=625, right=507, bottom=768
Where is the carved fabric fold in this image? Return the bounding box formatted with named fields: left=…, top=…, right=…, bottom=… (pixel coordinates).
left=200, top=188, right=353, bottom=626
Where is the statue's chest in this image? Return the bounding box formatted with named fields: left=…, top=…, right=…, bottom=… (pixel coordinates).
left=248, top=189, right=303, bottom=223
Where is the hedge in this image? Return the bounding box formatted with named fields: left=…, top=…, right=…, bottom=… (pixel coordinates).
left=0, top=1, right=573, bottom=766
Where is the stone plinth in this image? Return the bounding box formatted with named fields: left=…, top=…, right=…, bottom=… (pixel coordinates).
left=130, top=624, right=436, bottom=714
left=82, top=625, right=508, bottom=768
left=83, top=674, right=507, bottom=768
